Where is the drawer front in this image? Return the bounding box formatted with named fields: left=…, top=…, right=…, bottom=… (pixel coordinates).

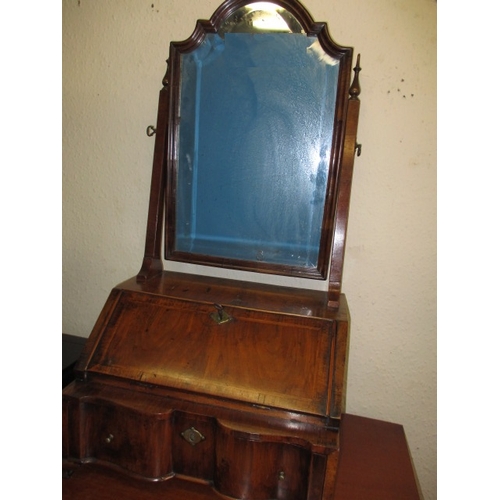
left=85, top=402, right=173, bottom=479
left=215, top=421, right=311, bottom=500
left=64, top=382, right=335, bottom=495
left=172, top=411, right=216, bottom=480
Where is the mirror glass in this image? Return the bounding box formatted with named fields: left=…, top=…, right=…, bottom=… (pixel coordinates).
left=174, top=2, right=340, bottom=271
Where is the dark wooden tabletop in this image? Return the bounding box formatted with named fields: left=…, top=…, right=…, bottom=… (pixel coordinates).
left=333, top=414, right=421, bottom=499
left=62, top=413, right=421, bottom=499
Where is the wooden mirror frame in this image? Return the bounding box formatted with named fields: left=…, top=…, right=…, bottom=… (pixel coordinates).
left=137, top=0, right=361, bottom=307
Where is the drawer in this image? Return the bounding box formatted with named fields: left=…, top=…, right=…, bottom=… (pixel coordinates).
left=172, top=411, right=216, bottom=480
left=85, top=401, right=173, bottom=479
left=215, top=420, right=311, bottom=500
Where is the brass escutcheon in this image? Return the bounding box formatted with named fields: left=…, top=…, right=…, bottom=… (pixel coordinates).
left=181, top=427, right=205, bottom=446
left=210, top=303, right=232, bottom=325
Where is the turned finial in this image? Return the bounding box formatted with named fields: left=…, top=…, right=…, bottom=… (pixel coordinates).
left=162, top=59, right=170, bottom=87
left=349, top=54, right=361, bottom=100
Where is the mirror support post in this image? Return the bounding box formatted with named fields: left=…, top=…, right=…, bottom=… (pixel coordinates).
left=328, top=55, right=361, bottom=307
left=137, top=70, right=170, bottom=283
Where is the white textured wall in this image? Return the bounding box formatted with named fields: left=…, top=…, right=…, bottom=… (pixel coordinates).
left=63, top=0, right=436, bottom=498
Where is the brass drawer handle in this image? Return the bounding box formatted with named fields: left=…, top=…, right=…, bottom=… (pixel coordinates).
left=104, top=434, right=114, bottom=444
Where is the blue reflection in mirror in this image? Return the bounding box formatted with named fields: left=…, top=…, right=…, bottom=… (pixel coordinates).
left=175, top=32, right=339, bottom=268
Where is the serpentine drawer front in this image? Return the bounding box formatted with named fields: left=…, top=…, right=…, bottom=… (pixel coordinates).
left=85, top=401, right=173, bottom=479
left=64, top=382, right=337, bottom=499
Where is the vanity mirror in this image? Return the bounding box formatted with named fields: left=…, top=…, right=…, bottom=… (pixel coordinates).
left=138, top=0, right=361, bottom=304
left=63, top=1, right=361, bottom=498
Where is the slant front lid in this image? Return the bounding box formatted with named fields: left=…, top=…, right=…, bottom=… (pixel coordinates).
left=87, top=291, right=336, bottom=417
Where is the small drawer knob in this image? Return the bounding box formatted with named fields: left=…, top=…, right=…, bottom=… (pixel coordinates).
left=104, top=434, right=114, bottom=444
